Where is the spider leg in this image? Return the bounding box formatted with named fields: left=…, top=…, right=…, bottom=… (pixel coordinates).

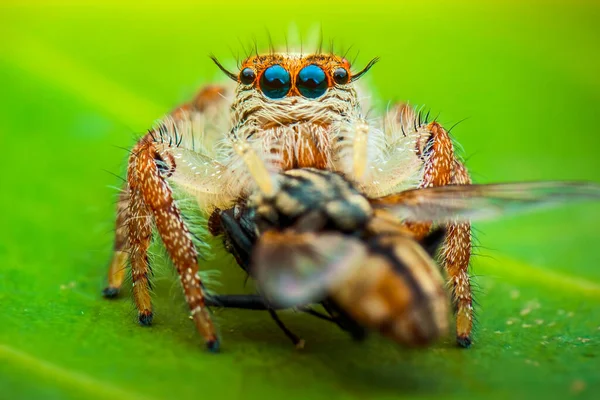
left=170, top=85, right=229, bottom=118
left=103, top=84, right=230, bottom=299
left=103, top=84, right=232, bottom=349
left=127, top=175, right=154, bottom=326
left=103, top=188, right=130, bottom=298
left=408, top=119, right=473, bottom=348
left=443, top=160, right=473, bottom=348
left=126, top=134, right=218, bottom=351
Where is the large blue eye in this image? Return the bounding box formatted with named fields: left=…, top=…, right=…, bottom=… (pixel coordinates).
left=297, top=65, right=327, bottom=99
left=259, top=65, right=291, bottom=99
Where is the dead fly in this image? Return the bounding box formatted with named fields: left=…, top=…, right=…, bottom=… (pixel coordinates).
left=102, top=49, right=600, bottom=351
left=207, top=167, right=450, bottom=347
left=205, top=159, right=600, bottom=348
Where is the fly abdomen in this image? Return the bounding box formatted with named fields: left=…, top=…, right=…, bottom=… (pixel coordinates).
left=331, top=235, right=450, bottom=347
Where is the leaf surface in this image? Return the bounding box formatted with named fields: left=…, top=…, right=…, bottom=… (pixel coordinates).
left=1, top=2, right=599, bottom=399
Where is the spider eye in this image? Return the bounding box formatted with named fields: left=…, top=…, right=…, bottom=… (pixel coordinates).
left=240, top=68, right=256, bottom=85
left=333, top=68, right=349, bottom=85
left=259, top=65, right=291, bottom=99
left=297, top=65, right=327, bottom=99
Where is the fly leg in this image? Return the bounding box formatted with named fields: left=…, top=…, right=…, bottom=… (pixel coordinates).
left=268, top=310, right=305, bottom=349
left=205, top=294, right=305, bottom=348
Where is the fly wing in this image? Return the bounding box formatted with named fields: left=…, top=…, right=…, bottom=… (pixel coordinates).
left=372, top=181, right=600, bottom=223
left=253, top=230, right=368, bottom=308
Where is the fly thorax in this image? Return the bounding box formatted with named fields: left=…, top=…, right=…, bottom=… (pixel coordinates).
left=249, top=168, right=373, bottom=234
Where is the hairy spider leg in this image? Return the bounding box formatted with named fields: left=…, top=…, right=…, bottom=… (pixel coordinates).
left=103, top=85, right=230, bottom=298
left=126, top=170, right=154, bottom=326
left=103, top=85, right=231, bottom=349
left=103, top=189, right=130, bottom=298
left=443, top=160, right=473, bottom=348
left=127, top=134, right=219, bottom=350
left=388, top=105, right=474, bottom=347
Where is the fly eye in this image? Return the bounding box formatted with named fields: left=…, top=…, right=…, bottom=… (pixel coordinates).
left=297, top=65, right=327, bottom=99
left=240, top=67, right=256, bottom=85
left=332, top=68, right=349, bottom=85
left=259, top=65, right=291, bottom=99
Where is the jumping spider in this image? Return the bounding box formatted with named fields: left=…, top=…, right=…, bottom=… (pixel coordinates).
left=103, top=49, right=600, bottom=351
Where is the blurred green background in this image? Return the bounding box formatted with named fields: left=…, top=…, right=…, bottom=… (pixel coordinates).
left=1, top=1, right=599, bottom=399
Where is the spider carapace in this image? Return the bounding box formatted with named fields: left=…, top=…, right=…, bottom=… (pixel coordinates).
left=103, top=50, right=600, bottom=352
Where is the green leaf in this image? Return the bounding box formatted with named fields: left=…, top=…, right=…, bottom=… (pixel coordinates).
left=1, top=2, right=599, bottom=399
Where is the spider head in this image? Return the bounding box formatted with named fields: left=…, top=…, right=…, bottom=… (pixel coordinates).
left=215, top=53, right=377, bottom=100
left=213, top=53, right=378, bottom=127
left=211, top=52, right=379, bottom=170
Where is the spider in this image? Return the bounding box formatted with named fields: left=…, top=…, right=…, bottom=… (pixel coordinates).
left=102, top=49, right=600, bottom=351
